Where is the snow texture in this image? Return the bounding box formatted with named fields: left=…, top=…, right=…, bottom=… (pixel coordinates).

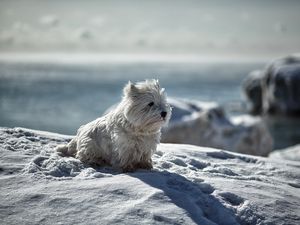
left=269, top=144, right=300, bottom=162
left=1, top=127, right=299, bottom=225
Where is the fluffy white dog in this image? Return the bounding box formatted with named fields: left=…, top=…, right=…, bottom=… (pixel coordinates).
left=56, top=79, right=171, bottom=172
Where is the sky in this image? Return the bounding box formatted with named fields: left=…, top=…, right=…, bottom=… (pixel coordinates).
left=0, top=0, right=300, bottom=58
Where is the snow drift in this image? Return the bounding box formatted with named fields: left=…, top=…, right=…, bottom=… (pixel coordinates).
left=269, top=144, right=300, bottom=162
left=0, top=127, right=299, bottom=225
left=161, top=98, right=273, bottom=156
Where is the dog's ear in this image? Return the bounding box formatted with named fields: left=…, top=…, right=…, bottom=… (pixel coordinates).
left=155, top=79, right=160, bottom=88
left=123, top=81, right=139, bottom=98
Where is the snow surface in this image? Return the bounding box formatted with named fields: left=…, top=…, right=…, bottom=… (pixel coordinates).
left=1, top=127, right=300, bottom=225
left=269, top=144, right=300, bottom=162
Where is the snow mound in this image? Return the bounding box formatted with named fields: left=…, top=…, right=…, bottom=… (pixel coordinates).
left=24, top=154, right=113, bottom=180
left=162, top=98, right=273, bottom=156
left=1, top=127, right=300, bottom=225
left=269, top=144, right=300, bottom=162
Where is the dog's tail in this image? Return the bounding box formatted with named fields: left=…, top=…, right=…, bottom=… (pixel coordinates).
left=56, top=139, right=77, bottom=157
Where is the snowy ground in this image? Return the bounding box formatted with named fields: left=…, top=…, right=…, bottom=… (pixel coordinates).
left=269, top=144, right=300, bottom=162
left=0, top=127, right=299, bottom=225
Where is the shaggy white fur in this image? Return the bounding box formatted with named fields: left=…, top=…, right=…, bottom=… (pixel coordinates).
left=56, top=79, right=171, bottom=172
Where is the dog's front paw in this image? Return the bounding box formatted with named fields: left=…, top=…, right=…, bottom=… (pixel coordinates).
left=136, top=161, right=153, bottom=170
left=121, top=161, right=153, bottom=173
left=122, top=165, right=136, bottom=173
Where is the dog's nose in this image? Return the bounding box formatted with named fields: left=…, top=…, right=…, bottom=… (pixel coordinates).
left=161, top=111, right=167, bottom=118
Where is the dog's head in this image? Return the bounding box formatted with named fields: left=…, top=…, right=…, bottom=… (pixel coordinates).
left=122, top=79, right=171, bottom=131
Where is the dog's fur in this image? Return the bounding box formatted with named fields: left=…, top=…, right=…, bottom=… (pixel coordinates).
left=56, top=79, right=171, bottom=172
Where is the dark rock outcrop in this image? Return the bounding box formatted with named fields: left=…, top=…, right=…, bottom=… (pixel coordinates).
left=243, top=55, right=300, bottom=116
left=262, top=55, right=300, bottom=115
left=242, top=70, right=264, bottom=114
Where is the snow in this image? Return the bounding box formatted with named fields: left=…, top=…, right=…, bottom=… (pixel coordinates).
left=162, top=98, right=273, bottom=156
left=1, top=127, right=300, bottom=225
left=269, top=144, right=300, bottom=162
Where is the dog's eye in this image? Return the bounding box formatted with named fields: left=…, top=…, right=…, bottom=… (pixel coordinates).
left=148, top=102, right=154, bottom=107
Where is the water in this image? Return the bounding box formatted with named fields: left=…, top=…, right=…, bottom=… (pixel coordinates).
left=0, top=58, right=262, bottom=132
left=2, top=56, right=298, bottom=149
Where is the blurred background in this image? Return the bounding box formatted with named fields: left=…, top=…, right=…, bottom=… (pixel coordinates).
left=1, top=0, right=299, bottom=55
left=0, top=0, right=300, bottom=151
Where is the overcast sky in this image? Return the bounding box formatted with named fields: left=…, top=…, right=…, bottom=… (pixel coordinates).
left=0, top=0, right=299, bottom=58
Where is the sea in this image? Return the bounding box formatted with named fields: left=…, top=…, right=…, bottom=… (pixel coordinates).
left=1, top=54, right=299, bottom=150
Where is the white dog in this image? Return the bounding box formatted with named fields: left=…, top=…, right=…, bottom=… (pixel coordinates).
left=56, top=79, right=171, bottom=172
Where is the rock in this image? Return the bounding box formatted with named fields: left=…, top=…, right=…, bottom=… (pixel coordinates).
left=263, top=116, right=300, bottom=150
left=161, top=98, right=273, bottom=156
left=262, top=55, right=300, bottom=115
left=242, top=70, right=264, bottom=114
left=269, top=144, right=300, bottom=161
left=243, top=55, right=300, bottom=116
